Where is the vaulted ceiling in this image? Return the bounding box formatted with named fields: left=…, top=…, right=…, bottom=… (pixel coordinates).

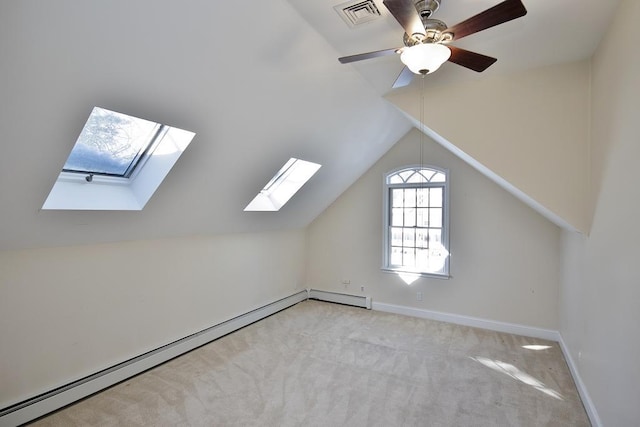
left=0, top=0, right=620, bottom=251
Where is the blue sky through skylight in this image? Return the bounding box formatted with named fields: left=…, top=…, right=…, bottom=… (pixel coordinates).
left=63, top=107, right=160, bottom=177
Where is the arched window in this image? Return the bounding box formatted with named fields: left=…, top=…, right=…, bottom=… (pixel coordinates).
left=383, top=165, right=450, bottom=278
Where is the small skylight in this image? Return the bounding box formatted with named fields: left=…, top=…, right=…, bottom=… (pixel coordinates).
left=244, top=158, right=321, bottom=211
left=62, top=107, right=161, bottom=178
left=42, top=107, right=195, bottom=211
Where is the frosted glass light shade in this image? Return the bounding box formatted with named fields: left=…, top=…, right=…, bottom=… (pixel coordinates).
left=400, top=43, right=451, bottom=75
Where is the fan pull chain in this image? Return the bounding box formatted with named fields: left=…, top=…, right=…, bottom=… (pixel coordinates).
left=420, top=74, right=425, bottom=178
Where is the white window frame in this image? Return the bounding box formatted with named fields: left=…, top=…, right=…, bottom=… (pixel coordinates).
left=382, top=165, right=450, bottom=279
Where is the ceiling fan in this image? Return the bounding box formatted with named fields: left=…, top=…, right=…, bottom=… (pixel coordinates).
left=338, top=0, right=527, bottom=88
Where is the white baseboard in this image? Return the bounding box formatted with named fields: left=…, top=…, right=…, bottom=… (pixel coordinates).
left=371, top=302, right=605, bottom=425
left=0, top=290, right=308, bottom=427
left=557, top=334, right=602, bottom=427
left=1, top=292, right=601, bottom=427
left=372, top=302, right=560, bottom=341
left=307, top=289, right=372, bottom=309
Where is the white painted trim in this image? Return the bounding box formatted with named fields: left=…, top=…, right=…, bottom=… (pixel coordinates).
left=557, top=334, right=602, bottom=427
left=1, top=293, right=600, bottom=427
left=381, top=164, right=451, bottom=278
left=308, top=289, right=371, bottom=309
left=375, top=299, right=600, bottom=424
left=372, top=302, right=560, bottom=341
left=0, top=291, right=308, bottom=427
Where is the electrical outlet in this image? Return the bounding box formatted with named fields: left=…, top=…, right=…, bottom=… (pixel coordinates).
left=360, top=285, right=365, bottom=292
left=416, top=292, right=423, bottom=301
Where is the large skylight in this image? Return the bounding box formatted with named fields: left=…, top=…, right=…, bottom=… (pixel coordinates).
left=62, top=107, right=161, bottom=178
left=42, top=107, right=195, bottom=211
left=244, top=158, right=321, bottom=211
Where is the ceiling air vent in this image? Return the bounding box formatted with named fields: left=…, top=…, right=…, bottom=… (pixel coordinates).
left=334, top=0, right=381, bottom=28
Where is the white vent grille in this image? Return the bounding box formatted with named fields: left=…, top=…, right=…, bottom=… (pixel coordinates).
left=334, top=0, right=381, bottom=28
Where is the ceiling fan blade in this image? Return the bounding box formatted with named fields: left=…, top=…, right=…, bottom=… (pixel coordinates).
left=383, top=0, right=425, bottom=38
left=392, top=66, right=414, bottom=88
left=444, top=0, right=527, bottom=41
left=338, top=48, right=399, bottom=64
left=447, top=46, right=497, bottom=72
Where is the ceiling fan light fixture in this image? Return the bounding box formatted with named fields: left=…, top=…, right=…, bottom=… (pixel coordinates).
left=400, top=43, right=451, bottom=75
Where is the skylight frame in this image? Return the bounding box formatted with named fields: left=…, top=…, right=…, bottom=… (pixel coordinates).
left=244, top=158, right=321, bottom=212
left=42, top=107, right=195, bottom=211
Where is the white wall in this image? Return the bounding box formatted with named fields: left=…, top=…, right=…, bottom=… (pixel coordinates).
left=307, top=129, right=561, bottom=329
left=559, top=0, right=640, bottom=425
left=386, top=61, right=591, bottom=233
left=0, top=229, right=306, bottom=408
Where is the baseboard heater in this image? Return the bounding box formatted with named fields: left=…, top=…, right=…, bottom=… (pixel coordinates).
left=0, top=290, right=309, bottom=427
left=308, top=289, right=372, bottom=309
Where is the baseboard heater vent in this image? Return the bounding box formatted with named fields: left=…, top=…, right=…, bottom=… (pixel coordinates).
left=307, top=289, right=372, bottom=309
left=0, top=290, right=308, bottom=427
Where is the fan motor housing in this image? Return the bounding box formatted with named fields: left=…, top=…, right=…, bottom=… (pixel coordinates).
left=403, top=19, right=448, bottom=46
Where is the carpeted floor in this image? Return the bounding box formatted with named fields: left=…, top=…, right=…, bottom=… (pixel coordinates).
left=30, top=300, right=590, bottom=426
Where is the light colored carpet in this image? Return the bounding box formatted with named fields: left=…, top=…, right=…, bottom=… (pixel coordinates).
left=30, top=300, right=589, bottom=426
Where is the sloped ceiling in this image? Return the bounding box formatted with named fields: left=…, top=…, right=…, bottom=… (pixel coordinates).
left=289, top=0, right=620, bottom=234
left=386, top=60, right=592, bottom=233
left=0, top=0, right=410, bottom=251
left=0, top=0, right=621, bottom=251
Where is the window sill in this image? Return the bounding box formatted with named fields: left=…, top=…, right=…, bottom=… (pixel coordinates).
left=381, top=267, right=450, bottom=280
